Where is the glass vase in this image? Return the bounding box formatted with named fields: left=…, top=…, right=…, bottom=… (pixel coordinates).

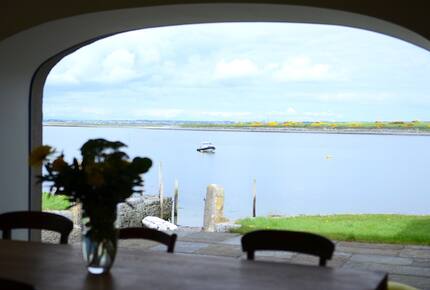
left=81, top=212, right=118, bottom=275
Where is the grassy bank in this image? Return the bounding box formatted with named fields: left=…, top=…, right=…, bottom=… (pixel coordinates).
left=42, top=192, right=70, bottom=211
left=183, top=120, right=430, bottom=131
left=233, top=214, right=430, bottom=245
left=44, top=120, right=430, bottom=133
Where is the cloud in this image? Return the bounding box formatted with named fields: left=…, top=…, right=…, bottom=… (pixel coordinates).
left=200, top=111, right=252, bottom=118
left=48, top=70, right=80, bottom=85
left=303, top=111, right=337, bottom=118
left=214, top=59, right=259, bottom=79
left=47, top=48, right=139, bottom=85
left=130, top=109, right=184, bottom=119
left=287, top=107, right=297, bottom=114
left=261, top=109, right=340, bottom=121
left=47, top=52, right=94, bottom=85
left=98, top=49, right=139, bottom=83
left=315, top=92, right=393, bottom=103
left=136, top=47, right=161, bottom=64
left=273, top=56, right=333, bottom=81
left=129, top=109, right=252, bottom=120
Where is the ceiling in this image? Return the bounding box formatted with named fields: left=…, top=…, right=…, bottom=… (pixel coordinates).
left=1, top=0, right=430, bottom=43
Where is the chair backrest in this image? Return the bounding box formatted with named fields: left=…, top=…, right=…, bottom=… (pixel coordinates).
left=0, top=211, right=74, bottom=244
left=119, top=227, right=177, bottom=253
left=241, top=230, right=335, bottom=266
left=0, top=277, right=35, bottom=290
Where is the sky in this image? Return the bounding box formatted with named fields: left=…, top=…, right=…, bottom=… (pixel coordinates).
left=44, top=23, right=430, bottom=122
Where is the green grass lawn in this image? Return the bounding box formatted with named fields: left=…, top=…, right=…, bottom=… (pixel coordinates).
left=42, top=192, right=70, bottom=211
left=233, top=214, right=430, bottom=245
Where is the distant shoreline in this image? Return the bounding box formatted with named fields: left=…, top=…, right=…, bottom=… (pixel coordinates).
left=43, top=122, right=430, bottom=136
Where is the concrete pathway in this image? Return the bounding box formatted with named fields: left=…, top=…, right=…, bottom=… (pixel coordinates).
left=119, top=231, right=430, bottom=289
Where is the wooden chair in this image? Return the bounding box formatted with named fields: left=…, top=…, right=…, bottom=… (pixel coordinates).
left=0, top=211, right=73, bottom=244
left=0, top=278, right=35, bottom=290
left=119, top=227, right=177, bottom=253
left=388, top=281, right=418, bottom=290
left=241, top=229, right=335, bottom=266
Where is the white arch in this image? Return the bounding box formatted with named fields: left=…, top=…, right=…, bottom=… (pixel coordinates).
left=0, top=3, right=428, bottom=228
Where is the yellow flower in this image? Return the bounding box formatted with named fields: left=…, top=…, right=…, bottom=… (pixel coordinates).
left=52, top=156, right=67, bottom=171
left=29, top=145, right=54, bottom=166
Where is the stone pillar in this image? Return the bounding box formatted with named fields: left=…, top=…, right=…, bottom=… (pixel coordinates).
left=203, top=184, right=227, bottom=232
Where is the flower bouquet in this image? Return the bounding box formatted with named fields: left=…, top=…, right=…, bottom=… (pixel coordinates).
left=30, top=138, right=152, bottom=274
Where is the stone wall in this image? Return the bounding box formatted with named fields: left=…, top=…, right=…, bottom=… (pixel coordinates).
left=117, top=195, right=173, bottom=228
left=43, top=194, right=173, bottom=243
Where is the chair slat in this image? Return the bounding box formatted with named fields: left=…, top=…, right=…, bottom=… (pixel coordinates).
left=119, top=227, right=177, bottom=253
left=241, top=230, right=335, bottom=266
left=0, top=211, right=73, bottom=244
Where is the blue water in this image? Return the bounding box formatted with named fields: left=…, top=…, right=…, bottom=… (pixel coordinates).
left=44, top=126, right=430, bottom=226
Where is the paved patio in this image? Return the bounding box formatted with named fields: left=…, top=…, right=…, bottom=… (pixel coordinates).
left=119, top=231, right=430, bottom=289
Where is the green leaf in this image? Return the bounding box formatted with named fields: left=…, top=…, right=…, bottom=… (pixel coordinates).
left=130, top=157, right=152, bottom=174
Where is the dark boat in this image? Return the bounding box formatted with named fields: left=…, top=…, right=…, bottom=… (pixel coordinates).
left=197, top=142, right=216, bottom=153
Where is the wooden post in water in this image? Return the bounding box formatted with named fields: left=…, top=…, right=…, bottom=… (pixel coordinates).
left=71, top=202, right=82, bottom=227
left=252, top=178, right=257, bottom=217
left=173, top=179, right=179, bottom=225
left=158, top=162, right=164, bottom=219
left=171, top=196, right=175, bottom=223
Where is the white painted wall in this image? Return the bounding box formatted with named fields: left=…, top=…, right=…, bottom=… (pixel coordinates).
left=0, top=3, right=428, bottom=221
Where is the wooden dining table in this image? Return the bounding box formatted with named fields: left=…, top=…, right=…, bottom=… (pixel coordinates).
left=0, top=239, right=387, bottom=290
